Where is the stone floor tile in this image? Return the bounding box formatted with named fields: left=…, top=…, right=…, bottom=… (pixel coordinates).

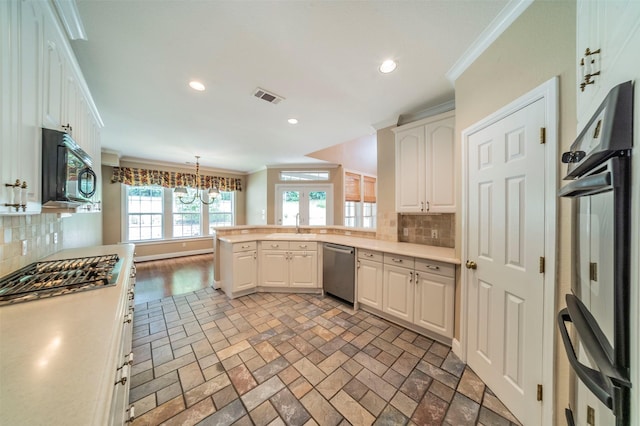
left=289, top=376, right=313, bottom=399
left=330, top=389, right=376, bottom=426
left=428, top=342, right=450, bottom=358
left=376, top=350, right=398, bottom=367
left=428, top=379, right=455, bottom=403
left=477, top=406, right=512, bottom=426
left=179, top=361, right=206, bottom=392
left=362, top=343, right=382, bottom=358
left=254, top=341, right=281, bottom=363
left=197, top=353, right=219, bottom=370
left=306, top=349, right=327, bottom=364
left=353, top=351, right=388, bottom=377
left=317, top=350, right=350, bottom=376
left=227, top=364, right=258, bottom=395
left=316, top=367, right=352, bottom=400
left=154, top=352, right=197, bottom=378
left=411, top=392, right=448, bottom=426
left=162, top=397, right=216, bottom=426
left=398, top=329, right=418, bottom=342
left=481, top=392, right=521, bottom=425
left=293, top=358, right=327, bottom=386
left=391, top=351, right=421, bottom=377
left=457, top=367, right=485, bottom=403
left=374, top=404, right=408, bottom=426
left=392, top=337, right=426, bottom=358
left=399, top=369, right=432, bottom=402
left=371, top=337, right=403, bottom=357
left=212, top=384, right=239, bottom=410
left=378, top=325, right=403, bottom=343
left=443, top=392, right=481, bottom=425
left=391, top=389, right=419, bottom=417
left=241, top=376, right=286, bottom=411
left=152, top=343, right=174, bottom=367
left=350, top=330, right=376, bottom=349
left=283, top=348, right=304, bottom=364
left=441, top=351, right=465, bottom=378
left=131, top=368, right=154, bottom=389
left=278, top=365, right=301, bottom=385
left=131, top=393, right=157, bottom=417
left=340, top=343, right=359, bottom=357
left=422, top=352, right=444, bottom=367
left=157, top=382, right=183, bottom=405
left=173, top=344, right=194, bottom=358
left=270, top=387, right=312, bottom=425
left=238, top=347, right=259, bottom=363
left=184, top=371, right=231, bottom=407
left=197, top=398, right=246, bottom=425
left=355, top=368, right=397, bottom=401
left=360, top=390, right=387, bottom=417
left=343, top=378, right=369, bottom=401
left=202, top=362, right=225, bottom=381
left=342, top=358, right=364, bottom=376
left=131, top=395, right=185, bottom=426
left=416, top=360, right=459, bottom=389
left=216, top=339, right=251, bottom=361
left=253, top=356, right=290, bottom=384
left=301, top=389, right=343, bottom=426
left=130, top=370, right=179, bottom=403
left=249, top=400, right=279, bottom=426
left=382, top=367, right=406, bottom=389
left=221, top=354, right=243, bottom=371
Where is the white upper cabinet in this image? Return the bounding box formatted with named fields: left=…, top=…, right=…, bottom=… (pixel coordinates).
left=394, top=110, right=456, bottom=213
left=1, top=0, right=103, bottom=214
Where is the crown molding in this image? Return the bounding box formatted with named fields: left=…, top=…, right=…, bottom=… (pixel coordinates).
left=446, top=0, right=534, bottom=84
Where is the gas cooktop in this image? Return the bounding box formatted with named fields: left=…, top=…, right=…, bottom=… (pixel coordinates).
left=0, top=254, right=122, bottom=306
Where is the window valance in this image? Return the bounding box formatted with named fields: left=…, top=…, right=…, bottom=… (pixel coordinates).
left=110, top=167, right=242, bottom=191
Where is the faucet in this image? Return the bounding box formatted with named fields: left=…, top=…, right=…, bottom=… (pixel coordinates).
left=296, top=213, right=300, bottom=233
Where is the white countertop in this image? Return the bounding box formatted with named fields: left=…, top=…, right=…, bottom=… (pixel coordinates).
left=217, top=233, right=459, bottom=264
left=0, top=244, right=135, bottom=426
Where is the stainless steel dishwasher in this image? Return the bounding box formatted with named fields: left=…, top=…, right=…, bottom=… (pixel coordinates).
left=322, top=243, right=355, bottom=304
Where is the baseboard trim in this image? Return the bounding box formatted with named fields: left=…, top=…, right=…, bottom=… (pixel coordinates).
left=134, top=248, right=214, bottom=263
left=451, top=338, right=464, bottom=361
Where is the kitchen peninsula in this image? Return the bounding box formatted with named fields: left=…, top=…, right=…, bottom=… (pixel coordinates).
left=215, top=226, right=460, bottom=343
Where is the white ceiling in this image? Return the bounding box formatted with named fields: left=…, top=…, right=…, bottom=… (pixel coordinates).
left=71, top=0, right=510, bottom=173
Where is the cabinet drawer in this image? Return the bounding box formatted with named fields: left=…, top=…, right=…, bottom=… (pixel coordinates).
left=358, top=249, right=383, bottom=263
left=415, top=259, right=455, bottom=278
left=261, top=241, right=289, bottom=250
left=234, top=241, right=257, bottom=252
left=384, top=253, right=414, bottom=269
left=290, top=241, right=317, bottom=251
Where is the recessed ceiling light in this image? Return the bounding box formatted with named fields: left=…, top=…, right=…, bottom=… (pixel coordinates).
left=189, top=80, right=206, bottom=91
left=288, top=118, right=299, bottom=124
left=379, top=59, right=397, bottom=74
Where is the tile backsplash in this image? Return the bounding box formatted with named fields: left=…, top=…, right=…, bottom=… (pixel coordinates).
left=376, top=212, right=399, bottom=242
left=398, top=213, right=455, bottom=248
left=0, top=214, right=63, bottom=277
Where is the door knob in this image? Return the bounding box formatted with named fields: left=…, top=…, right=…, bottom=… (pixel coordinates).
left=465, top=260, right=477, bottom=270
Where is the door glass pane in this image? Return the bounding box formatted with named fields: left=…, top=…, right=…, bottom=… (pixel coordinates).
left=282, top=191, right=300, bottom=225
left=308, top=191, right=326, bottom=226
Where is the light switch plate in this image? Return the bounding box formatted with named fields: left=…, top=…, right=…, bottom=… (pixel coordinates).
left=21, top=240, right=27, bottom=256
left=431, top=229, right=439, bottom=239
left=53, top=232, right=58, bottom=244
left=403, top=228, right=409, bottom=237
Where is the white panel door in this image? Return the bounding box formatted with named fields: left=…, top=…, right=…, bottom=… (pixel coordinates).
left=383, top=265, right=414, bottom=322
left=357, top=259, right=383, bottom=309
left=466, top=98, right=546, bottom=424
left=289, top=251, right=317, bottom=288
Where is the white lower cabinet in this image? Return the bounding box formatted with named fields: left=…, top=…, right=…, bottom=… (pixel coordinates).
left=357, top=249, right=383, bottom=310
left=378, top=253, right=455, bottom=340
left=260, top=241, right=318, bottom=289
left=220, top=241, right=257, bottom=298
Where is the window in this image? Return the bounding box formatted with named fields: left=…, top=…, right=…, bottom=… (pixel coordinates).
left=275, top=184, right=333, bottom=226
left=280, top=171, right=329, bottom=181
left=173, top=188, right=202, bottom=237
left=124, top=185, right=235, bottom=242
left=209, top=191, right=234, bottom=232
left=126, top=186, right=163, bottom=241
left=343, top=171, right=376, bottom=229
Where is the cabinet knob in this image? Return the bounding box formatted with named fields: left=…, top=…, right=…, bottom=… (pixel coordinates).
left=465, top=260, right=477, bottom=270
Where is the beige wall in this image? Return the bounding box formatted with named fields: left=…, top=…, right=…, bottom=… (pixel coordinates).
left=101, top=160, right=246, bottom=258
left=307, top=134, right=377, bottom=176
left=265, top=166, right=343, bottom=226
left=454, top=0, right=576, bottom=422
left=246, top=169, right=268, bottom=225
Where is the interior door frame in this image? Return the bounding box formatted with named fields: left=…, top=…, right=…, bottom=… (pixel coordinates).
left=274, top=183, right=334, bottom=226
left=458, top=77, right=558, bottom=425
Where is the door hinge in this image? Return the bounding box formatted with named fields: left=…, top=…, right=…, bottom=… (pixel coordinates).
left=589, top=262, right=598, bottom=281
left=539, top=257, right=545, bottom=274
left=537, top=384, right=543, bottom=401
left=540, top=127, right=546, bottom=144
left=587, top=405, right=595, bottom=426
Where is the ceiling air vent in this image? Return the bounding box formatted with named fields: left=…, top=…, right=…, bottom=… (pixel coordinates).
left=253, top=87, right=284, bottom=105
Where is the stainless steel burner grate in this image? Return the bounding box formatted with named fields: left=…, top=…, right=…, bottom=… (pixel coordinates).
left=0, top=254, right=121, bottom=306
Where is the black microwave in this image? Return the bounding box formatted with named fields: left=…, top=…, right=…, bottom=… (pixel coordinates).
left=42, top=128, right=96, bottom=208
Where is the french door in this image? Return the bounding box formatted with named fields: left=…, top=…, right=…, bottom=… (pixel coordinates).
left=275, top=184, right=333, bottom=226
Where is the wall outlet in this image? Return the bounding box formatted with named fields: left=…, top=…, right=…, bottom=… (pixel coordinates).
left=21, top=240, right=28, bottom=256
left=431, top=229, right=439, bottom=239
left=53, top=232, right=58, bottom=244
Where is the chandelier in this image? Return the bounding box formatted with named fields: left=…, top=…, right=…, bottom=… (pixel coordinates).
left=174, top=156, right=219, bottom=205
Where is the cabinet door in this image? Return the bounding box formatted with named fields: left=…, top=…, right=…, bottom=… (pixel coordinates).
left=1, top=1, right=18, bottom=211
left=383, top=264, right=414, bottom=322
left=233, top=251, right=256, bottom=292
left=42, top=19, right=65, bottom=129
left=395, top=126, right=425, bottom=212
left=260, top=250, right=289, bottom=287
left=425, top=115, right=455, bottom=213
left=289, top=251, right=318, bottom=288
left=357, top=259, right=383, bottom=309
left=414, top=271, right=454, bottom=338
